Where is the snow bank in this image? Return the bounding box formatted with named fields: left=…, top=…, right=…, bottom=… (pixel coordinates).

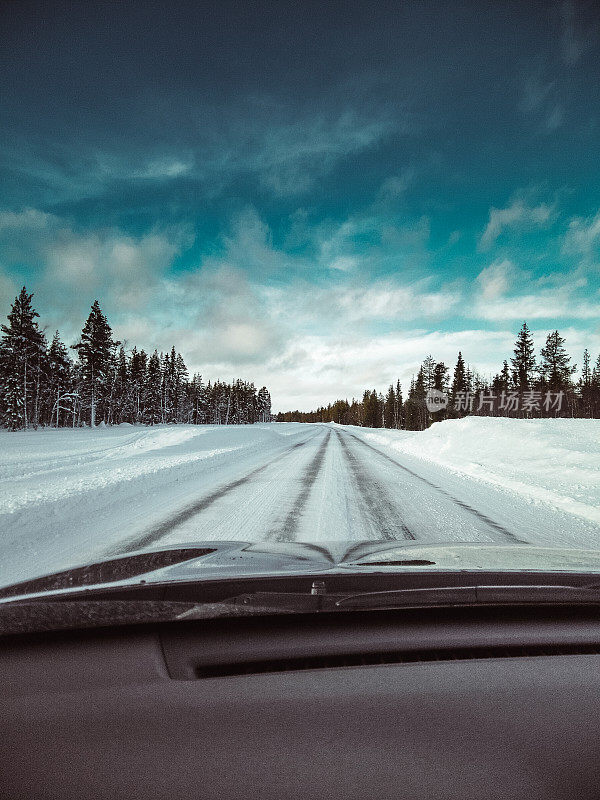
left=0, top=424, right=271, bottom=514
left=353, top=418, right=600, bottom=526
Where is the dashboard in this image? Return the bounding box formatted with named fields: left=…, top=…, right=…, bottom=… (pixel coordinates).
left=2, top=605, right=600, bottom=799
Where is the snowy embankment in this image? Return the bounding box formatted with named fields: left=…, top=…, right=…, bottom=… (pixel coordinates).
left=0, top=424, right=243, bottom=514
left=0, top=423, right=306, bottom=516
left=0, top=423, right=309, bottom=585
left=350, top=418, right=600, bottom=526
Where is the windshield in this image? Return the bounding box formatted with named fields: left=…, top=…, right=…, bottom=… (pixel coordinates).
left=0, top=1, right=599, bottom=606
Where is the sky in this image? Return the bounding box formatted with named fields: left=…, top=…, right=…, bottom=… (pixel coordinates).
left=0, top=0, right=599, bottom=411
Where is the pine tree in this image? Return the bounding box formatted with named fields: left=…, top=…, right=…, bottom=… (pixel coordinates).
left=539, top=330, right=576, bottom=393
left=72, top=301, right=118, bottom=427
left=361, top=390, right=380, bottom=428
left=47, top=331, right=74, bottom=427
left=0, top=287, right=46, bottom=430
left=450, top=351, right=467, bottom=416
left=143, top=351, right=163, bottom=424
left=511, top=322, right=536, bottom=391
left=173, top=353, right=189, bottom=422
left=432, top=362, right=449, bottom=420
left=257, top=386, right=272, bottom=422
left=580, top=349, right=593, bottom=417
left=395, top=379, right=403, bottom=429
left=433, top=362, right=449, bottom=393
left=404, top=369, right=427, bottom=430
left=500, top=360, right=511, bottom=391
left=129, top=347, right=147, bottom=423
left=111, top=345, right=129, bottom=423
left=592, top=354, right=600, bottom=419
left=421, top=355, right=436, bottom=391
left=384, top=384, right=396, bottom=428
left=582, top=349, right=592, bottom=386
left=190, top=374, right=207, bottom=424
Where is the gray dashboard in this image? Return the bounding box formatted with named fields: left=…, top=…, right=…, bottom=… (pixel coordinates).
left=1, top=608, right=600, bottom=799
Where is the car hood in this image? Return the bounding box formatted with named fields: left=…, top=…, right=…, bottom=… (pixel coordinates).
left=4, top=539, right=600, bottom=602
left=161, top=539, right=600, bottom=578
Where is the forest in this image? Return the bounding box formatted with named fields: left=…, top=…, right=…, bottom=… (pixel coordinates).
left=277, top=323, right=600, bottom=430
left=0, top=288, right=271, bottom=430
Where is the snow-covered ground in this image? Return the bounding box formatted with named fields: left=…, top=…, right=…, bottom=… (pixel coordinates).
left=1, top=419, right=599, bottom=587
left=352, top=418, right=600, bottom=527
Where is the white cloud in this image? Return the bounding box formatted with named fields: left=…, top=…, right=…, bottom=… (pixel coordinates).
left=473, top=291, right=599, bottom=321
left=476, top=259, right=518, bottom=301
left=329, top=256, right=358, bottom=272
left=331, top=281, right=460, bottom=322
left=0, top=208, right=55, bottom=233
left=479, top=197, right=554, bottom=250
left=219, top=207, right=286, bottom=277
left=545, top=104, right=564, bottom=131
left=376, top=170, right=415, bottom=204
left=562, top=210, right=600, bottom=258
left=132, top=157, right=194, bottom=179
left=472, top=255, right=599, bottom=322
left=315, top=212, right=430, bottom=274
left=217, top=109, right=393, bottom=197
left=264, top=329, right=517, bottom=411
left=519, top=75, right=554, bottom=114
left=95, top=153, right=195, bottom=181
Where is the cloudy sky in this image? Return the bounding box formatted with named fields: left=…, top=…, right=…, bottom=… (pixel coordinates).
left=1, top=0, right=599, bottom=410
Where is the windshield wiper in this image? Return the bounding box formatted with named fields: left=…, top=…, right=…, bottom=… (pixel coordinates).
left=334, top=584, right=600, bottom=609
left=178, top=582, right=600, bottom=619
left=3, top=581, right=600, bottom=637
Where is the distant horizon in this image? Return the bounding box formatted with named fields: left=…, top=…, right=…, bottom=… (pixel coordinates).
left=1, top=284, right=594, bottom=414
left=1, top=1, right=599, bottom=412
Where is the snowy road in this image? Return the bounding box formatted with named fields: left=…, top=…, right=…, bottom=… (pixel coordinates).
left=1, top=421, right=599, bottom=586
left=0, top=420, right=600, bottom=584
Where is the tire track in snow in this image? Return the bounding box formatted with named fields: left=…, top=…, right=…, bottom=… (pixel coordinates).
left=343, top=430, right=525, bottom=544
left=107, top=430, right=323, bottom=554
left=267, top=429, right=332, bottom=542
left=335, top=430, right=416, bottom=541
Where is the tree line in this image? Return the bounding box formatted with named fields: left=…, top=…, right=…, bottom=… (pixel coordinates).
left=277, top=322, right=600, bottom=430
left=0, top=288, right=272, bottom=430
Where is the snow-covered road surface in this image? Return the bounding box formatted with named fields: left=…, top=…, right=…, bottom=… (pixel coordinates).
left=1, top=420, right=599, bottom=587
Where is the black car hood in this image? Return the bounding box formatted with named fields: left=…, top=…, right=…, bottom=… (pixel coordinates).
left=4, top=539, right=600, bottom=602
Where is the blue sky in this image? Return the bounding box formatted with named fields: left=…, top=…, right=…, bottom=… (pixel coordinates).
left=0, top=0, right=599, bottom=409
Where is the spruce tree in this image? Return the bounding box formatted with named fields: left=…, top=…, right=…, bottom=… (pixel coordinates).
left=592, top=354, right=600, bottom=418
left=580, top=349, right=593, bottom=417
left=433, top=362, right=449, bottom=393
left=174, top=352, right=189, bottom=422
left=143, top=351, right=163, bottom=425
left=111, top=345, right=129, bottom=423
left=0, top=287, right=46, bottom=430
left=395, top=379, right=403, bottom=429
left=421, top=355, right=436, bottom=391
left=129, top=347, right=147, bottom=423
left=47, top=331, right=73, bottom=427
left=450, top=351, right=467, bottom=415
left=511, top=322, right=536, bottom=391
left=539, top=330, right=576, bottom=393
left=257, top=386, right=272, bottom=422
left=432, top=362, right=449, bottom=420
left=72, top=301, right=118, bottom=426
left=384, top=384, right=396, bottom=428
